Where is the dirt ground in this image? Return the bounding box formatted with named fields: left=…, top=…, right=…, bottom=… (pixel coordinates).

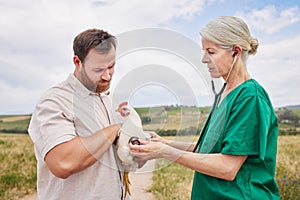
left=129, top=160, right=154, bottom=200
left=20, top=160, right=155, bottom=200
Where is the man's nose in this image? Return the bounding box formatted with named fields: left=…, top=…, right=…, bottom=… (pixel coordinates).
left=101, top=68, right=111, bottom=81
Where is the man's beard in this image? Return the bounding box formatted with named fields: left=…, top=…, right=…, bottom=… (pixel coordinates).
left=96, top=81, right=110, bottom=93
left=78, top=67, right=110, bottom=94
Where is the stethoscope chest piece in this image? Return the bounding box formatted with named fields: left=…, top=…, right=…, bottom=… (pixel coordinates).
left=129, top=136, right=141, bottom=145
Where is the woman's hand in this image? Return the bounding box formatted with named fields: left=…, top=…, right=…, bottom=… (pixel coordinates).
left=129, top=140, right=168, bottom=161
left=148, top=131, right=170, bottom=145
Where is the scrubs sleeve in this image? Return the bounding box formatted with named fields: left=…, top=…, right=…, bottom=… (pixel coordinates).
left=221, top=95, right=272, bottom=162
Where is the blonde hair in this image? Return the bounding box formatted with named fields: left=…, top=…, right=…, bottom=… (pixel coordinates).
left=200, top=16, right=258, bottom=55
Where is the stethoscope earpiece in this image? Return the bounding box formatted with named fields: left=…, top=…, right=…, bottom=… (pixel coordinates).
left=232, top=51, right=238, bottom=57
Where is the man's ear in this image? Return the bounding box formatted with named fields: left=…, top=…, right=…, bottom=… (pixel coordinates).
left=73, top=55, right=82, bottom=72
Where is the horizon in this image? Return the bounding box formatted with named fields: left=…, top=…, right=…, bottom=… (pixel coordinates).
left=1, top=103, right=299, bottom=116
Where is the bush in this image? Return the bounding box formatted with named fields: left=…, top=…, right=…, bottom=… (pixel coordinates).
left=0, top=128, right=28, bottom=134
left=156, top=129, right=177, bottom=136
left=156, top=126, right=201, bottom=137
left=279, top=128, right=300, bottom=136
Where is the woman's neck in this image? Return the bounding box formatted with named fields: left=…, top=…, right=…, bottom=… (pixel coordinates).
left=219, top=65, right=251, bottom=104
left=224, top=63, right=251, bottom=92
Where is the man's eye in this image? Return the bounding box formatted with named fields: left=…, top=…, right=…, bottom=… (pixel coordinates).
left=108, top=64, right=115, bottom=70
left=95, top=69, right=104, bottom=73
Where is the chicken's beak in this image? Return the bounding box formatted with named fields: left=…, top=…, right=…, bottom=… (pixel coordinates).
left=115, top=108, right=122, bottom=113
left=116, top=107, right=130, bottom=116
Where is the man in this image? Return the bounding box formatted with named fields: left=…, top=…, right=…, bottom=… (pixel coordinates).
left=28, top=29, right=127, bottom=199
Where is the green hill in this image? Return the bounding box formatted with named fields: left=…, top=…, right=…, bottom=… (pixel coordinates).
left=0, top=104, right=299, bottom=135
left=0, top=115, right=31, bottom=134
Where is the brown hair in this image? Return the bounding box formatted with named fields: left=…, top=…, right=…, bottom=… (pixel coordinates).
left=73, top=29, right=117, bottom=62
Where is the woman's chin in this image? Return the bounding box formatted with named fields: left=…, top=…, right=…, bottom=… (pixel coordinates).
left=210, top=74, right=221, bottom=79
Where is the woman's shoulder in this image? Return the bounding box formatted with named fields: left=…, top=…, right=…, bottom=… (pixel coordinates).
left=232, top=79, right=273, bottom=107
left=235, top=79, right=268, bottom=97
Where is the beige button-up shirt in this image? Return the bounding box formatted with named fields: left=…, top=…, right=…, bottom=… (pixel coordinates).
left=28, top=74, right=125, bottom=200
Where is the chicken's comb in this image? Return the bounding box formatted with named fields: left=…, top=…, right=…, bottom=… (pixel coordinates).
left=118, top=101, right=128, bottom=108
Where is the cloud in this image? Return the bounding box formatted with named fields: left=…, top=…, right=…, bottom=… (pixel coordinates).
left=235, top=4, right=300, bottom=107
left=1, top=0, right=299, bottom=113
left=238, top=5, right=300, bottom=34
left=248, top=34, right=300, bottom=107
left=111, top=28, right=211, bottom=107
left=0, top=79, right=43, bottom=114
left=0, top=0, right=212, bottom=114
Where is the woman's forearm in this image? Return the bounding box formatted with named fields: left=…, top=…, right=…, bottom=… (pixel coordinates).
left=161, top=145, right=247, bottom=181
left=165, top=140, right=196, bottom=152
left=152, top=134, right=196, bottom=152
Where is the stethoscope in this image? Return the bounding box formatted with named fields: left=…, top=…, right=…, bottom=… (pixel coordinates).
left=192, top=52, right=238, bottom=152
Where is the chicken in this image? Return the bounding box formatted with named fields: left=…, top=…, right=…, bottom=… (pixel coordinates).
left=115, top=102, right=150, bottom=199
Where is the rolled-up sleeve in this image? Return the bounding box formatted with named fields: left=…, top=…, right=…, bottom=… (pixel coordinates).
left=29, top=94, right=76, bottom=160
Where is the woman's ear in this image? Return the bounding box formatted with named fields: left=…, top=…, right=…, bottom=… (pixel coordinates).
left=232, top=45, right=242, bottom=57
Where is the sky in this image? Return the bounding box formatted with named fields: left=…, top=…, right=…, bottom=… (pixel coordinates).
left=0, top=0, right=299, bottom=114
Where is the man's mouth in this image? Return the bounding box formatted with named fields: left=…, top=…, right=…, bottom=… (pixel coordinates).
left=98, top=80, right=110, bottom=85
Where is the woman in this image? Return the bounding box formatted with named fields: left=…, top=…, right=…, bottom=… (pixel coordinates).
left=130, top=16, right=280, bottom=199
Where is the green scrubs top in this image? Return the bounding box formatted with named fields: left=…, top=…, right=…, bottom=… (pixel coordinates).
left=191, top=79, right=280, bottom=200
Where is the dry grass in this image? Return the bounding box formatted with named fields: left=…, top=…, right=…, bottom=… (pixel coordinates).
left=0, top=131, right=299, bottom=200
left=276, top=135, right=300, bottom=200
left=150, top=159, right=193, bottom=200
left=0, top=134, right=36, bottom=200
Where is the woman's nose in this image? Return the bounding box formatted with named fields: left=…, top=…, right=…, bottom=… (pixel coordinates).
left=201, top=52, right=210, bottom=64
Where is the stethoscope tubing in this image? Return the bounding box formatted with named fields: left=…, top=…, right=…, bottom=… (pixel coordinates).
left=192, top=55, right=237, bottom=153
left=192, top=81, right=226, bottom=152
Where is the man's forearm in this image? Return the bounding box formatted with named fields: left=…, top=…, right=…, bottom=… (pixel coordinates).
left=45, top=124, right=120, bottom=179
left=80, top=124, right=120, bottom=160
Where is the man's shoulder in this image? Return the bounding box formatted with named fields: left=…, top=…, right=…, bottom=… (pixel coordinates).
left=42, top=76, right=74, bottom=99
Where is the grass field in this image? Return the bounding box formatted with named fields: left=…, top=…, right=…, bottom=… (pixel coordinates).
left=0, top=108, right=299, bottom=200
left=0, top=134, right=36, bottom=200
left=292, top=108, right=300, bottom=116
left=1, top=134, right=298, bottom=200
left=0, top=115, right=31, bottom=133
left=135, top=106, right=209, bottom=131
